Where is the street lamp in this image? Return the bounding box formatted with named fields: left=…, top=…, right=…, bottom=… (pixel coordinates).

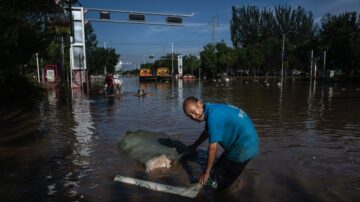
left=170, top=43, right=174, bottom=76
left=103, top=41, right=110, bottom=75
left=281, top=31, right=295, bottom=78
left=281, top=33, right=285, bottom=78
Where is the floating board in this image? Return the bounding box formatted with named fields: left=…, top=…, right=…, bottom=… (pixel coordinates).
left=114, top=175, right=202, bottom=198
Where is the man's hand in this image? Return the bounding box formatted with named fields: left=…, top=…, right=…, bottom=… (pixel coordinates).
left=199, top=172, right=210, bottom=185
left=199, top=143, right=218, bottom=185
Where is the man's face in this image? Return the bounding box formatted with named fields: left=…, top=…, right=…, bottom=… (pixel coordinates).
left=184, top=101, right=204, bottom=122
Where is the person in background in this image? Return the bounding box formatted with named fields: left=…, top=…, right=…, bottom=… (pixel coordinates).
left=182, top=96, right=259, bottom=191
left=105, top=73, right=114, bottom=94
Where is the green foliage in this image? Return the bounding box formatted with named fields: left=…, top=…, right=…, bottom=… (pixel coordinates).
left=216, top=41, right=236, bottom=73
left=121, top=69, right=139, bottom=76
left=0, top=0, right=77, bottom=101
left=320, top=12, right=360, bottom=74
left=0, top=0, right=64, bottom=73
left=153, top=54, right=175, bottom=72
left=140, top=63, right=154, bottom=69
left=230, top=6, right=262, bottom=47
left=200, top=44, right=217, bottom=77
left=141, top=53, right=201, bottom=76
left=85, top=23, right=120, bottom=75
left=183, top=54, right=200, bottom=75
left=88, top=47, right=119, bottom=75
left=230, top=5, right=317, bottom=76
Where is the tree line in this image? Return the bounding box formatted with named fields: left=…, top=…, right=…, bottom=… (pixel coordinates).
left=197, top=5, right=360, bottom=78
left=1, top=1, right=359, bottom=92
left=139, top=6, right=359, bottom=79
left=0, top=0, right=70, bottom=100
left=85, top=23, right=120, bottom=75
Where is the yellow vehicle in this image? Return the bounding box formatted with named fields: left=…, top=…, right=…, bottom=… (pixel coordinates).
left=139, top=68, right=156, bottom=81
left=156, top=67, right=172, bottom=81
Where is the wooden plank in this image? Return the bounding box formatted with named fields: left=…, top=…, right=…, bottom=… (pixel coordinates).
left=114, top=175, right=202, bottom=198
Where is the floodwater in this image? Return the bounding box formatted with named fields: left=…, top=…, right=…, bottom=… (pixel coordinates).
left=0, top=77, right=359, bottom=202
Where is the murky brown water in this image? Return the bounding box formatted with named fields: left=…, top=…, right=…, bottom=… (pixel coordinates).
left=0, top=77, right=359, bottom=202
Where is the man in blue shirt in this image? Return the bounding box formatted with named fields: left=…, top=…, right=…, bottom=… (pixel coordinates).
left=183, top=97, right=259, bottom=191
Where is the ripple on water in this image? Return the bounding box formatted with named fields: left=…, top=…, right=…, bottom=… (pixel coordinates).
left=1, top=78, right=360, bottom=201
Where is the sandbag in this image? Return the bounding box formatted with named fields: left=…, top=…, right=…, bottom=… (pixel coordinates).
left=118, top=130, right=187, bottom=172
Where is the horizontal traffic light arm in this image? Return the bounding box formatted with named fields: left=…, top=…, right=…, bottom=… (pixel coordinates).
left=86, top=18, right=184, bottom=26
left=85, top=7, right=194, bottom=17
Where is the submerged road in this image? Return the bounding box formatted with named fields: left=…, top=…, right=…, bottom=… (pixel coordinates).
left=0, top=77, right=359, bottom=201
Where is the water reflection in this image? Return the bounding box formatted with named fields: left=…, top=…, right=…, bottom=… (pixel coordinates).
left=177, top=79, right=183, bottom=104
left=71, top=89, right=95, bottom=166
left=1, top=77, right=359, bottom=201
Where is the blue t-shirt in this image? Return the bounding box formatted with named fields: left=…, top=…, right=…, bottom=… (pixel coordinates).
left=204, top=103, right=259, bottom=162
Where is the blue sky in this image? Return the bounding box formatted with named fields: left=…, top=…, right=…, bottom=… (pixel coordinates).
left=80, top=0, right=360, bottom=69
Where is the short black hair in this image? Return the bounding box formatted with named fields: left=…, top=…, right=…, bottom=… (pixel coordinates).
left=183, top=96, right=199, bottom=111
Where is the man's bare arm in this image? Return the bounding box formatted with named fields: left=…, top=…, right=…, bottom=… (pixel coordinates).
left=199, top=142, right=218, bottom=185
left=190, top=130, right=208, bottom=149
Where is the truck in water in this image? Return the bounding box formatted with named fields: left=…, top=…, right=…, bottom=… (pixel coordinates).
left=156, top=67, right=172, bottom=81
left=139, top=68, right=156, bottom=81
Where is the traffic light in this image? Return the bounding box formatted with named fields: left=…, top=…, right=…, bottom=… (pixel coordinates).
left=166, top=16, right=182, bottom=24
left=129, top=13, right=145, bottom=21
left=100, top=11, right=110, bottom=20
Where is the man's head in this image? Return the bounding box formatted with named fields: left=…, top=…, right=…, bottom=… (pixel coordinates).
left=183, top=97, right=205, bottom=122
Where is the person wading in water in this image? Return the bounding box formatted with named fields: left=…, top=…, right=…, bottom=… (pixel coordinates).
left=183, top=97, right=259, bottom=191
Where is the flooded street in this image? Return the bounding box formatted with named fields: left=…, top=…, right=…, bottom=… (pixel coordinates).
left=0, top=77, right=359, bottom=202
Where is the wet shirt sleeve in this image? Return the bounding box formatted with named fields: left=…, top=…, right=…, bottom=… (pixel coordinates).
left=206, top=114, right=224, bottom=144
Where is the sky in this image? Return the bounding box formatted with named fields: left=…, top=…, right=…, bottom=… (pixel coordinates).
left=79, top=0, right=360, bottom=70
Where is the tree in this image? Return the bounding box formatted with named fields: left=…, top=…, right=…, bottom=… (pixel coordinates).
left=234, top=47, right=247, bottom=74
left=230, top=5, right=261, bottom=47
left=0, top=0, right=64, bottom=73
left=85, top=22, right=99, bottom=74
left=183, top=54, right=200, bottom=75
left=247, top=43, right=265, bottom=75
left=88, top=47, right=120, bottom=75
left=85, top=23, right=98, bottom=56
left=320, top=12, right=360, bottom=75
left=216, top=41, right=236, bottom=75
left=84, top=23, right=121, bottom=75
left=200, top=44, right=217, bottom=78
left=260, top=37, right=281, bottom=75
left=230, top=5, right=317, bottom=75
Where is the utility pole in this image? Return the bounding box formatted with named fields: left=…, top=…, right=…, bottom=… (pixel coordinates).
left=60, top=36, right=65, bottom=84
left=36, top=53, right=40, bottom=83
left=314, top=60, right=317, bottom=79
left=79, top=54, right=83, bottom=91
left=209, top=16, right=219, bottom=44
left=197, top=55, right=201, bottom=80
left=323, top=50, right=327, bottom=78
left=103, top=41, right=109, bottom=75
left=281, top=33, right=285, bottom=78
left=171, top=42, right=174, bottom=76
left=310, top=50, right=314, bottom=79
